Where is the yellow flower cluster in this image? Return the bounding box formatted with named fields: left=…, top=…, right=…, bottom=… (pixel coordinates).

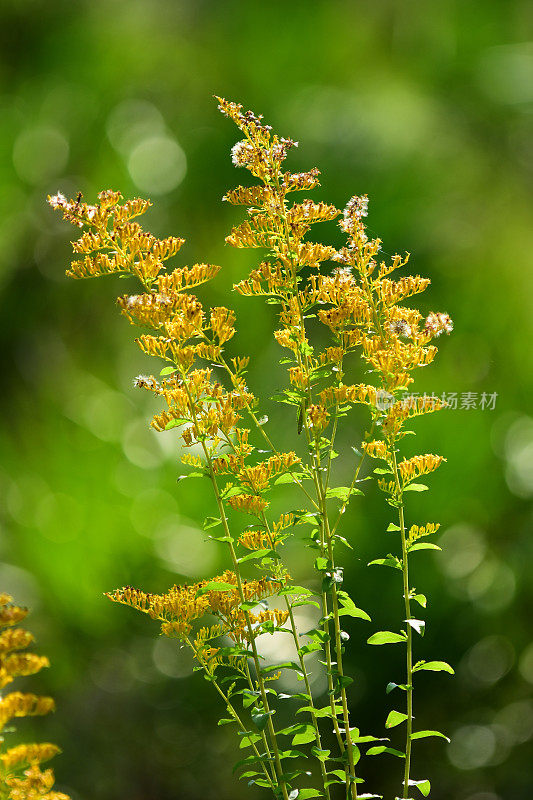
left=407, top=523, right=441, bottom=546
left=106, top=571, right=286, bottom=642
left=398, top=454, right=445, bottom=484
left=0, top=595, right=69, bottom=800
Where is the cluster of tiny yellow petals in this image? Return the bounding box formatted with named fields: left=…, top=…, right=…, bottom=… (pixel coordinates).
left=5, top=764, right=69, bottom=800
left=0, top=595, right=67, bottom=800
left=1, top=744, right=60, bottom=772
left=398, top=454, right=445, bottom=483
left=0, top=654, right=50, bottom=690
left=107, top=570, right=286, bottom=646
left=306, top=405, right=330, bottom=432
left=361, top=440, right=389, bottom=460
left=239, top=530, right=277, bottom=551
left=227, top=493, right=269, bottom=515
left=319, top=384, right=378, bottom=410
left=407, top=523, right=441, bottom=546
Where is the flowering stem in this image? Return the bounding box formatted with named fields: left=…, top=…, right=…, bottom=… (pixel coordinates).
left=206, top=467, right=289, bottom=800
left=219, top=356, right=319, bottom=510
left=180, top=377, right=289, bottom=800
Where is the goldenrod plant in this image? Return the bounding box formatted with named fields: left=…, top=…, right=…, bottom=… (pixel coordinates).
left=0, top=595, right=69, bottom=800
left=49, top=97, right=453, bottom=800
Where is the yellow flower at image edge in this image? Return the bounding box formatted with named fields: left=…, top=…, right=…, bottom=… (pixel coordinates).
left=0, top=594, right=69, bottom=800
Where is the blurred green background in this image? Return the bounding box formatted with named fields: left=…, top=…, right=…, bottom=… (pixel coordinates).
left=1, top=1, right=532, bottom=798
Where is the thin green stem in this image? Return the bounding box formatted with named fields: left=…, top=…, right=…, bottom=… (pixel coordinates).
left=286, top=601, right=332, bottom=800
left=391, top=447, right=413, bottom=798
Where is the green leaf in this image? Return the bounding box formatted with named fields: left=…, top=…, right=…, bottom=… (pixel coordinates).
left=237, top=548, right=280, bottom=564
left=203, top=516, right=221, bottom=530
left=367, top=631, right=407, bottom=646
left=164, top=417, right=190, bottom=430
left=368, top=555, right=402, bottom=570
left=413, top=660, right=454, bottom=674
left=408, top=778, right=431, bottom=797
left=292, top=724, right=317, bottom=745
left=160, top=366, right=177, bottom=376
left=386, top=682, right=410, bottom=694
left=277, top=749, right=307, bottom=760
left=411, top=730, right=450, bottom=743
left=403, top=483, right=429, bottom=492
left=408, top=542, right=441, bottom=553
left=386, top=523, right=401, bottom=532
left=367, top=746, right=405, bottom=758
left=296, top=704, right=343, bottom=719
left=350, top=734, right=388, bottom=744
left=239, top=731, right=262, bottom=748
left=411, top=593, right=427, bottom=608
left=325, top=486, right=363, bottom=500
left=337, top=591, right=371, bottom=621
left=196, top=581, right=236, bottom=596
left=261, top=662, right=302, bottom=675
left=298, top=642, right=323, bottom=657
left=274, top=472, right=305, bottom=485
left=374, top=467, right=393, bottom=475
left=297, top=791, right=324, bottom=799
left=314, top=556, right=329, bottom=571
left=385, top=710, right=408, bottom=728
left=252, top=711, right=272, bottom=731
left=232, top=754, right=266, bottom=774
left=278, top=584, right=316, bottom=598
left=326, top=769, right=347, bottom=782
left=310, top=746, right=330, bottom=761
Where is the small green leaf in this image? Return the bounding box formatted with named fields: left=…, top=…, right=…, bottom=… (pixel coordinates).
left=203, top=516, right=221, bottom=530
left=164, top=417, right=190, bottom=430
left=368, top=555, right=402, bottom=570
left=408, top=542, right=441, bottom=553
left=160, top=366, right=177, bottom=376
left=366, top=745, right=386, bottom=756
left=411, top=593, right=427, bottom=608
left=337, top=591, right=371, bottom=621
left=385, top=710, right=408, bottom=728
left=408, top=778, right=431, bottom=797
left=325, top=486, right=363, bottom=501
left=292, top=724, right=316, bottom=745
left=252, top=711, right=272, bottom=731
left=310, top=746, right=330, bottom=761
left=413, top=660, right=454, bottom=674
left=403, top=483, right=429, bottom=492
left=261, top=662, right=302, bottom=675
left=411, top=730, right=450, bottom=743
left=386, top=523, right=401, bottom=532
left=367, top=631, right=407, bottom=645
left=297, top=790, right=324, bottom=799
left=237, top=548, right=280, bottom=564
left=386, top=682, right=410, bottom=694
left=196, top=581, right=235, bottom=596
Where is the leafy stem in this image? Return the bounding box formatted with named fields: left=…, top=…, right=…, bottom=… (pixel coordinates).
left=391, top=445, right=413, bottom=798
left=184, top=637, right=277, bottom=792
